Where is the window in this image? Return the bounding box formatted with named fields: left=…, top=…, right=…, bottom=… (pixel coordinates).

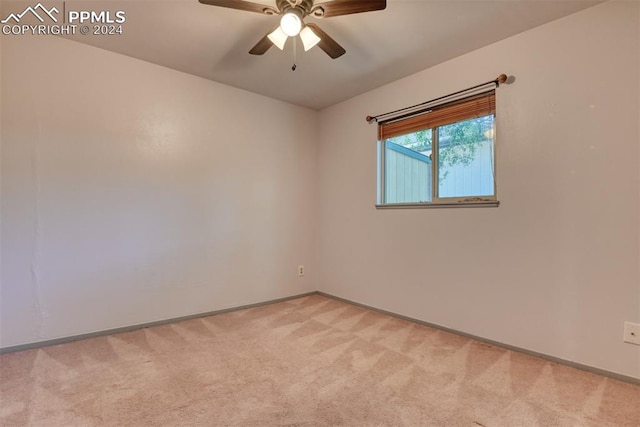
left=377, top=91, right=497, bottom=207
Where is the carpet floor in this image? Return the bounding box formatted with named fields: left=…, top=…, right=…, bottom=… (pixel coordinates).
left=1, top=294, right=639, bottom=426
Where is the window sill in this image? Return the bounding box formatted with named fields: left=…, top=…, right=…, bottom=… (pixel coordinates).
left=376, top=200, right=499, bottom=209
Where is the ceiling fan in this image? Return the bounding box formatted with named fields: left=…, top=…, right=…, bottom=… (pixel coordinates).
left=198, top=0, right=387, bottom=59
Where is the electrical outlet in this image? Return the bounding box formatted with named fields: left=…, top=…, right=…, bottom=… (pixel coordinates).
left=298, top=265, right=304, bottom=276
left=623, top=321, right=640, bottom=346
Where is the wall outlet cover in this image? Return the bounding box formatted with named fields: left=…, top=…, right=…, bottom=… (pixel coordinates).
left=623, top=321, right=640, bottom=346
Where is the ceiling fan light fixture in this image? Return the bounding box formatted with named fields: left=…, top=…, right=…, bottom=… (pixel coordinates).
left=280, top=10, right=303, bottom=37
left=267, top=26, right=288, bottom=50
left=300, top=26, right=321, bottom=51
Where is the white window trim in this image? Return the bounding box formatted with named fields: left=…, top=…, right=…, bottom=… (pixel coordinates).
left=375, top=200, right=500, bottom=209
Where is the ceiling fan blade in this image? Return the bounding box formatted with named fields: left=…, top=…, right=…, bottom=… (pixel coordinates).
left=249, top=27, right=277, bottom=55
left=312, top=0, right=386, bottom=18
left=306, top=23, right=346, bottom=59
left=198, top=0, right=278, bottom=15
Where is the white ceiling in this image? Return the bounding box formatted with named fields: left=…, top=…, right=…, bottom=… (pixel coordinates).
left=12, top=0, right=604, bottom=109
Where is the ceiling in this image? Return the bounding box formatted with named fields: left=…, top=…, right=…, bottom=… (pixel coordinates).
left=5, top=0, right=603, bottom=109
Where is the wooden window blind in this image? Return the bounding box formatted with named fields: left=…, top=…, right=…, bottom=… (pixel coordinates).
left=379, top=90, right=495, bottom=140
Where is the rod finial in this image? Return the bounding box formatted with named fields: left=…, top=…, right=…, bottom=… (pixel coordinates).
left=366, top=115, right=375, bottom=123
left=497, top=74, right=508, bottom=85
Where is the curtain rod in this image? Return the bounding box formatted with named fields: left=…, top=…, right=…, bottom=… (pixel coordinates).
left=366, top=74, right=508, bottom=124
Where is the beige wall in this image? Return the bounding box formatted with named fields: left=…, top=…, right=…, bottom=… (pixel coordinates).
left=1, top=35, right=318, bottom=347
left=317, top=1, right=640, bottom=379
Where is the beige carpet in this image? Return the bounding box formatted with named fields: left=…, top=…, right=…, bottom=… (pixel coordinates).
left=1, top=294, right=639, bottom=426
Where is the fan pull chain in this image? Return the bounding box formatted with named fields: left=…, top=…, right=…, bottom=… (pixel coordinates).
left=292, top=37, right=297, bottom=71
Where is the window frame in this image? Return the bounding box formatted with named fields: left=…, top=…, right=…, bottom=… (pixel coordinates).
left=376, top=91, right=499, bottom=209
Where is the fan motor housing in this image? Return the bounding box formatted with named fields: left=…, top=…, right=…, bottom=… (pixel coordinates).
left=276, top=0, right=318, bottom=17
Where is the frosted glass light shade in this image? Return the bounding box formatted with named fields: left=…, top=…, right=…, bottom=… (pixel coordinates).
left=280, top=12, right=302, bottom=37
left=268, top=27, right=288, bottom=50
left=300, top=26, right=321, bottom=51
